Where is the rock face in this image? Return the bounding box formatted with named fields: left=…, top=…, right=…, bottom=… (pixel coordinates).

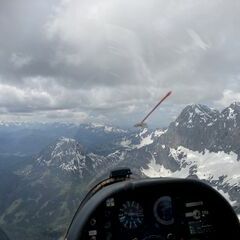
left=162, top=104, right=221, bottom=151
left=159, top=103, right=240, bottom=157
left=220, top=102, right=240, bottom=156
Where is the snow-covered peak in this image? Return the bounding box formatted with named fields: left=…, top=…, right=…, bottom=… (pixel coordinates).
left=36, top=137, right=86, bottom=176
left=175, top=104, right=219, bottom=128
left=225, top=107, right=237, bottom=120
left=221, top=103, right=240, bottom=130
left=230, top=102, right=240, bottom=108
left=222, top=102, right=240, bottom=120
left=188, top=104, right=218, bottom=118
left=50, top=137, right=84, bottom=157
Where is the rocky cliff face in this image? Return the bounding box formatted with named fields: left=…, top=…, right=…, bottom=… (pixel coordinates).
left=161, top=103, right=240, bottom=157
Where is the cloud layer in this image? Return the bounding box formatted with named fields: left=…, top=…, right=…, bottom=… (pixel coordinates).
left=1, top=0, right=240, bottom=126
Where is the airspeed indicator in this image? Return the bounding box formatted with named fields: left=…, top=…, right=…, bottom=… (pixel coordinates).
left=118, top=201, right=144, bottom=229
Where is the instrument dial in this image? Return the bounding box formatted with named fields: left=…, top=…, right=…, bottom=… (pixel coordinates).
left=119, top=200, right=144, bottom=229
left=154, top=196, right=174, bottom=225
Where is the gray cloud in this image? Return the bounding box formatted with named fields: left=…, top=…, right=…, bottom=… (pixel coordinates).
left=0, top=0, right=240, bottom=127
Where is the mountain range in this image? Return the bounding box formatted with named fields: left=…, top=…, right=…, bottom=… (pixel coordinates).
left=0, top=102, right=239, bottom=239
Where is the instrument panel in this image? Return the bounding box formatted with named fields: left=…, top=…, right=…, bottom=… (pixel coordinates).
left=84, top=195, right=215, bottom=239
left=66, top=178, right=240, bottom=240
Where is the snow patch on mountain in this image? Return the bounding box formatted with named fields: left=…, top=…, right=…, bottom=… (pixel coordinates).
left=154, top=129, right=166, bottom=137
left=142, top=146, right=240, bottom=207
left=120, top=139, right=132, bottom=148
left=141, top=154, right=172, bottom=177
left=136, top=134, right=154, bottom=149
left=131, top=128, right=166, bottom=149
left=168, top=148, right=186, bottom=164
left=143, top=146, right=240, bottom=186
left=118, top=128, right=166, bottom=150
left=227, top=107, right=237, bottom=120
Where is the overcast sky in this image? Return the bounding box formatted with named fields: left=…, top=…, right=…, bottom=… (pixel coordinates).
left=0, top=0, right=240, bottom=127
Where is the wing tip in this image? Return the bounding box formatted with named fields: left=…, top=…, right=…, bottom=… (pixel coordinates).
left=134, top=122, right=148, bottom=128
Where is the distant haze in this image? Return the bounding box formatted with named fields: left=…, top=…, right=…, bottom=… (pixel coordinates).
left=0, top=0, right=240, bottom=127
